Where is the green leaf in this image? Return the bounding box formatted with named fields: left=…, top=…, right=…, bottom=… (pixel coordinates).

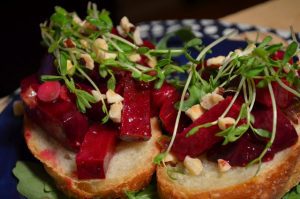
left=283, top=41, right=298, bottom=65
left=283, top=184, right=300, bottom=199
left=12, top=161, right=67, bottom=199
left=115, top=41, right=133, bottom=52
left=48, top=40, right=60, bottom=53
left=76, top=97, right=87, bottom=113
left=241, top=64, right=265, bottom=78
left=256, top=79, right=268, bottom=88
left=41, top=75, right=63, bottom=81
left=185, top=38, right=202, bottom=48
left=153, top=152, right=167, bottom=165
left=156, top=28, right=195, bottom=50
left=265, top=43, right=283, bottom=54
left=125, top=182, right=157, bottom=199
left=186, top=122, right=214, bottom=137
left=137, top=47, right=150, bottom=54
left=140, top=73, right=156, bottom=82
left=59, top=51, right=68, bottom=75
left=253, top=128, right=271, bottom=138
left=258, top=36, right=272, bottom=48
left=156, top=58, right=171, bottom=68
left=77, top=90, right=97, bottom=103
left=99, top=68, right=108, bottom=78
left=107, top=71, right=116, bottom=90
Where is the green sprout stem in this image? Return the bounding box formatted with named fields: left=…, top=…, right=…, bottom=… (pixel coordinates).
left=248, top=68, right=277, bottom=173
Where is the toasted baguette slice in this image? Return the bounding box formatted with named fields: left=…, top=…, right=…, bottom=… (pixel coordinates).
left=157, top=124, right=300, bottom=199
left=24, top=116, right=161, bottom=199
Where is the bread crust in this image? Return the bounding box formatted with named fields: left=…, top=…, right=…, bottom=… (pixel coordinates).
left=157, top=125, right=300, bottom=199
left=24, top=116, right=161, bottom=199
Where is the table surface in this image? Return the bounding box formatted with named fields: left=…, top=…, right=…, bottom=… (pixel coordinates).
left=222, top=0, right=300, bottom=32
left=0, top=0, right=298, bottom=112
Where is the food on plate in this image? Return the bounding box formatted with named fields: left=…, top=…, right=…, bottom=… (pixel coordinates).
left=16, top=2, right=300, bottom=199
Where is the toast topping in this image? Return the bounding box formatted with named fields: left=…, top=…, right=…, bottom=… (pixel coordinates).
left=183, top=156, right=203, bottom=176
left=217, top=159, right=231, bottom=172
left=185, top=104, right=205, bottom=121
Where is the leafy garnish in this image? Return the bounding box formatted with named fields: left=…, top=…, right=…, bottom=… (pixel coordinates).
left=125, top=181, right=157, bottom=199
left=283, top=184, right=300, bottom=199
left=153, top=152, right=167, bottom=165
left=12, top=161, right=67, bottom=199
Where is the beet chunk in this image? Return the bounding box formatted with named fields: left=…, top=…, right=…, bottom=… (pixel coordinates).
left=207, top=107, right=298, bottom=166
left=256, top=80, right=294, bottom=108
left=28, top=100, right=89, bottom=151
left=154, top=83, right=190, bottom=134
left=172, top=97, right=241, bottom=161
left=120, top=78, right=151, bottom=141
left=76, top=124, right=117, bottom=179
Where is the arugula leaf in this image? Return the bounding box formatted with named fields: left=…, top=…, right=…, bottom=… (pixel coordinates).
left=125, top=181, right=157, bottom=199
left=13, top=161, right=67, bottom=199
left=283, top=184, right=300, bottom=199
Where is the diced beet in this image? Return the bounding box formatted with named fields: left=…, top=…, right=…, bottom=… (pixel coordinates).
left=256, top=80, right=294, bottom=108
left=37, top=81, right=61, bottom=102
left=28, top=100, right=88, bottom=151
left=207, top=132, right=267, bottom=167
left=271, top=50, right=294, bottom=64
left=159, top=100, right=190, bottom=135
left=252, top=107, right=298, bottom=153
left=76, top=124, right=117, bottom=179
left=142, top=40, right=155, bottom=49
left=152, top=83, right=180, bottom=110
left=20, top=75, right=40, bottom=108
left=59, top=85, right=75, bottom=102
left=120, top=78, right=151, bottom=141
left=153, top=83, right=190, bottom=133
left=207, top=107, right=298, bottom=166
left=171, top=97, right=241, bottom=161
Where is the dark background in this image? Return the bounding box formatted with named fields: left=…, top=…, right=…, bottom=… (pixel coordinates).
left=0, top=0, right=268, bottom=97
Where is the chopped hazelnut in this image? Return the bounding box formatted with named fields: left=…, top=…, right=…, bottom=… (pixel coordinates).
left=183, top=156, right=203, bottom=176
left=185, top=104, right=205, bottom=121
left=164, top=153, right=178, bottom=164
left=147, top=56, right=157, bottom=68
left=93, top=38, right=108, bottom=51
left=218, top=117, right=236, bottom=130
left=80, top=54, right=94, bottom=70
left=128, top=53, right=141, bottom=62
left=91, top=90, right=106, bottom=102
left=120, top=16, right=134, bottom=33
left=206, top=56, right=225, bottom=67
left=80, top=39, right=89, bottom=49
left=109, top=102, right=123, bottom=123
left=218, top=159, right=231, bottom=172
left=106, top=89, right=124, bottom=104
left=200, top=93, right=224, bottom=110
left=133, top=27, right=143, bottom=46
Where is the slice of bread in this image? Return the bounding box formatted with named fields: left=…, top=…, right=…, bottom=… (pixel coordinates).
left=24, top=116, right=161, bottom=199
left=157, top=124, right=300, bottom=199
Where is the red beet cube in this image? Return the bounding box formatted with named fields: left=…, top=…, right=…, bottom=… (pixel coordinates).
left=152, top=83, right=179, bottom=110
left=120, top=78, right=151, bottom=141
left=76, top=124, right=117, bottom=179
left=207, top=107, right=298, bottom=166
left=20, top=75, right=40, bottom=108
left=256, top=80, right=295, bottom=108
left=172, top=97, right=241, bottom=161
left=27, top=100, right=88, bottom=151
